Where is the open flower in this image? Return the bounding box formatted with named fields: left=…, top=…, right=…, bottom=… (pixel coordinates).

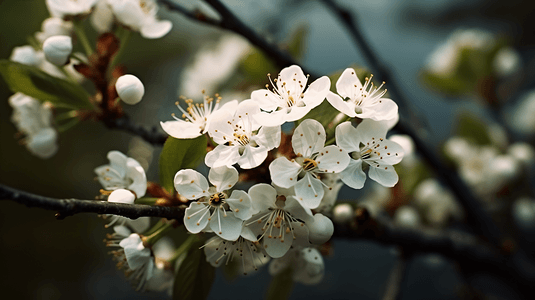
left=335, top=120, right=404, bottom=188
left=206, top=100, right=281, bottom=169
left=107, top=0, right=172, bottom=39
left=245, top=183, right=311, bottom=258
left=251, top=65, right=330, bottom=126
left=326, top=68, right=398, bottom=121
left=175, top=166, right=253, bottom=241
left=269, top=119, right=349, bottom=209
left=94, top=151, right=147, bottom=197
left=161, top=95, right=238, bottom=139
left=119, top=234, right=155, bottom=290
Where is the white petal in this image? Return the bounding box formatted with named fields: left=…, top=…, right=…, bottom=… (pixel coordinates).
left=204, top=236, right=226, bottom=267
left=254, top=125, right=281, bottom=150
left=251, top=89, right=280, bottom=111
left=356, top=119, right=389, bottom=143
left=285, top=106, right=312, bottom=122
left=209, top=210, right=243, bottom=241
left=374, top=140, right=405, bottom=165
left=316, top=145, right=350, bottom=173
left=206, top=109, right=234, bottom=145
left=269, top=254, right=292, bottom=275
left=302, top=76, right=330, bottom=108
left=269, top=158, right=302, bottom=188
left=335, top=122, right=361, bottom=152
left=278, top=65, right=307, bottom=92
left=160, top=120, right=202, bottom=139
left=108, top=189, right=136, bottom=204
left=174, top=169, right=210, bottom=199
left=240, top=226, right=258, bottom=242
left=339, top=159, right=366, bottom=189
left=218, top=99, right=240, bottom=112
left=306, top=214, right=334, bottom=244
left=204, top=145, right=241, bottom=168
left=291, top=221, right=311, bottom=248
left=237, top=145, right=268, bottom=169
left=294, top=172, right=324, bottom=209
left=283, top=196, right=313, bottom=221
left=236, top=99, right=261, bottom=118
left=264, top=228, right=293, bottom=258
left=226, top=190, right=254, bottom=220
left=292, top=119, right=326, bottom=157
left=326, top=91, right=356, bottom=117
left=248, top=183, right=277, bottom=214
left=128, top=217, right=151, bottom=234
left=254, top=110, right=288, bottom=127
left=368, top=164, right=399, bottom=187
left=336, top=68, right=362, bottom=99
left=108, top=150, right=128, bottom=177
left=141, top=20, right=173, bottom=39
left=208, top=165, right=239, bottom=192
left=368, top=98, right=398, bottom=121
left=184, top=202, right=210, bottom=234
left=126, top=158, right=147, bottom=197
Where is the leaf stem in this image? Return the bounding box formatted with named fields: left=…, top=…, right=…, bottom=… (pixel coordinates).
left=169, top=235, right=197, bottom=264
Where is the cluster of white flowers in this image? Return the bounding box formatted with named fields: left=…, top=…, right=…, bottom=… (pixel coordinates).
left=161, top=65, right=404, bottom=278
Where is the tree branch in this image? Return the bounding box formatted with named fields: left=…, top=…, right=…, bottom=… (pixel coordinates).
left=0, top=184, right=183, bottom=220
left=103, top=115, right=168, bottom=145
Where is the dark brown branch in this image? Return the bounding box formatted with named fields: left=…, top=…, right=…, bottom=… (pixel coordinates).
left=103, top=115, right=168, bottom=145
left=0, top=184, right=183, bottom=220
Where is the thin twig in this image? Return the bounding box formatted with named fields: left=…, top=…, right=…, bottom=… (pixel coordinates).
left=0, top=184, right=183, bottom=220
left=103, top=115, right=168, bottom=145
left=382, top=249, right=408, bottom=300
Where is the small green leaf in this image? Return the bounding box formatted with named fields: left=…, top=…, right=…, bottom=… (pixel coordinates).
left=0, top=60, right=93, bottom=109
left=173, top=242, right=216, bottom=300
left=158, top=135, right=207, bottom=194
left=266, top=267, right=294, bottom=300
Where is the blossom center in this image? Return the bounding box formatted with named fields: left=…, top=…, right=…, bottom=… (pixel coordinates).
left=209, top=192, right=227, bottom=207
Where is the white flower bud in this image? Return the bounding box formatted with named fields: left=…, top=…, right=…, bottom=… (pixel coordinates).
left=43, top=35, right=72, bottom=66
left=108, top=189, right=136, bottom=204
left=116, top=75, right=145, bottom=105
left=307, top=213, right=334, bottom=245
left=333, top=203, right=354, bottom=224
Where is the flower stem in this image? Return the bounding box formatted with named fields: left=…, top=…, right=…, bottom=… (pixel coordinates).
left=108, top=27, right=132, bottom=74
left=169, top=235, right=198, bottom=264
left=145, top=220, right=176, bottom=245
left=73, top=20, right=93, bottom=56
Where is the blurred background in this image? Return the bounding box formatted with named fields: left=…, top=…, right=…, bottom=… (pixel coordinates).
left=2, top=0, right=535, bottom=299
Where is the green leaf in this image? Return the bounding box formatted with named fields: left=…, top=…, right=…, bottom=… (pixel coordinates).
left=266, top=267, right=294, bottom=300
left=158, top=135, right=207, bottom=194
left=173, top=242, right=216, bottom=300
left=0, top=60, right=93, bottom=109
left=286, top=25, right=309, bottom=60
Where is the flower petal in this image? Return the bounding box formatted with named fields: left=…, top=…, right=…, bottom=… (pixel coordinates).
left=248, top=183, right=277, bottom=214
left=160, top=120, right=202, bottom=139
left=126, top=158, right=147, bottom=197
left=264, top=228, right=293, bottom=258
left=184, top=202, right=210, bottom=234
left=368, top=98, right=398, bottom=121
left=108, top=150, right=128, bottom=177
left=174, top=169, right=210, bottom=199
left=302, top=76, right=330, bottom=108
left=226, top=190, right=253, bottom=220
left=278, top=65, right=307, bottom=94
left=374, top=140, right=405, bottom=165
left=292, top=119, right=326, bottom=157
left=237, top=145, right=268, bottom=169
left=208, top=165, right=239, bottom=192
left=205, top=144, right=241, bottom=168
left=140, top=20, right=172, bottom=39
left=209, top=209, right=243, bottom=241
left=254, top=125, right=281, bottom=150
left=205, top=109, right=234, bottom=145
left=251, top=89, right=280, bottom=112
left=306, top=213, right=334, bottom=244
left=316, top=145, right=350, bottom=173
left=326, top=91, right=356, bottom=117
left=294, top=172, right=324, bottom=209
left=269, top=158, right=302, bottom=188
left=339, top=159, right=366, bottom=189
left=254, top=110, right=288, bottom=127
left=356, top=119, right=389, bottom=143
left=336, top=68, right=362, bottom=99
left=335, top=121, right=361, bottom=152
left=368, top=164, right=399, bottom=187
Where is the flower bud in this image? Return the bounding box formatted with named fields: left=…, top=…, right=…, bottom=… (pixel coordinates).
left=333, top=203, right=354, bottom=224
left=116, top=75, right=145, bottom=105
left=307, top=213, right=334, bottom=245
left=108, top=189, right=136, bottom=204
left=27, top=128, right=58, bottom=159
left=43, top=35, right=72, bottom=66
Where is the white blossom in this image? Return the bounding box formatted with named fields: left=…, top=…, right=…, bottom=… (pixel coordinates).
left=46, top=0, right=99, bottom=18
left=175, top=166, right=252, bottom=241
left=104, top=189, right=150, bottom=232
left=493, top=47, right=520, bottom=77
left=206, top=100, right=281, bottom=169
left=269, top=247, right=324, bottom=285
left=91, top=0, right=115, bottom=33
left=335, top=119, right=404, bottom=188
left=251, top=65, right=331, bottom=126
left=160, top=95, right=238, bottom=139
left=414, top=179, right=463, bottom=227
left=508, top=142, right=535, bottom=166
left=10, top=45, right=69, bottom=79
left=107, top=0, right=172, bottom=39
left=35, top=17, right=73, bottom=44
left=95, top=150, right=148, bottom=197
left=119, top=233, right=155, bottom=290
left=8, top=93, right=58, bottom=159
left=146, top=238, right=175, bottom=294
left=326, top=68, right=398, bottom=121
left=509, top=90, right=535, bottom=136
left=269, top=119, right=349, bottom=209
left=333, top=203, right=354, bottom=224
left=43, top=35, right=73, bottom=66
left=393, top=206, right=421, bottom=228
left=116, top=74, right=145, bottom=105
left=245, top=183, right=312, bottom=258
